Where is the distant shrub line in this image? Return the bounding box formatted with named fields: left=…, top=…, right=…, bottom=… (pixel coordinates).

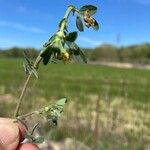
left=0, top=43, right=150, bottom=64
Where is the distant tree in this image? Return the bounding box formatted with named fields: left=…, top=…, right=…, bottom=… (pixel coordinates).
left=0, top=43, right=150, bottom=64
left=0, top=47, right=38, bottom=58
left=90, top=44, right=118, bottom=61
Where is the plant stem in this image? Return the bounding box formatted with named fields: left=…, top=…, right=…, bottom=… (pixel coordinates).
left=17, top=111, right=38, bottom=120
left=14, top=73, right=32, bottom=117
left=14, top=55, right=42, bottom=117
left=64, top=5, right=75, bottom=19
left=14, top=5, right=76, bottom=118
left=59, top=5, right=76, bottom=32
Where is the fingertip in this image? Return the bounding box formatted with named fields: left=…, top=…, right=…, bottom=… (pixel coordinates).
left=0, top=119, right=19, bottom=150
left=17, top=143, right=40, bottom=150
left=17, top=121, right=27, bottom=141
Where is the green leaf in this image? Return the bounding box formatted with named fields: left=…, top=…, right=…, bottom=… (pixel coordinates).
left=53, top=98, right=67, bottom=115
left=79, top=5, right=97, bottom=15
left=40, top=47, right=53, bottom=65
left=76, top=16, right=84, bottom=32
left=65, top=32, right=78, bottom=42
left=23, top=51, right=38, bottom=78
left=39, top=98, right=67, bottom=126
left=33, top=136, right=44, bottom=144
left=92, top=19, right=99, bottom=31
left=23, top=51, right=32, bottom=75
left=67, top=42, right=87, bottom=63
left=55, top=98, right=67, bottom=106
left=25, top=131, right=34, bottom=140
left=73, top=43, right=87, bottom=63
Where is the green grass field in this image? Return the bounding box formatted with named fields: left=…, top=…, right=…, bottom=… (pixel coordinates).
left=0, top=58, right=150, bottom=149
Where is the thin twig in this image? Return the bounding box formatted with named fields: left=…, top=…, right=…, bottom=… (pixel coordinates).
left=17, top=111, right=38, bottom=119
left=14, top=55, right=42, bottom=118
left=14, top=73, right=32, bottom=117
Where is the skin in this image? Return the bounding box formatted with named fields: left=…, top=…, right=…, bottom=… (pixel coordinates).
left=0, top=118, right=39, bottom=150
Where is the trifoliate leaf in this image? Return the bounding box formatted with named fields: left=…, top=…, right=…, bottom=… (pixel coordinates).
left=76, top=16, right=84, bottom=32
left=41, top=35, right=68, bottom=65
left=65, top=32, right=78, bottom=42
left=23, top=51, right=38, bottom=78
left=92, top=19, right=99, bottom=31
left=55, top=98, right=67, bottom=107
left=39, top=98, right=67, bottom=126
left=79, top=5, right=97, bottom=15
left=52, top=98, right=67, bottom=115
left=72, top=43, right=87, bottom=63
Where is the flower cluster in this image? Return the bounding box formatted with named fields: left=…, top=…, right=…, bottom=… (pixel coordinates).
left=79, top=5, right=99, bottom=30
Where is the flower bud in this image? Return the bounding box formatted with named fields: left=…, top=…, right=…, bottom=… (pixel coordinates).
left=62, top=52, right=69, bottom=62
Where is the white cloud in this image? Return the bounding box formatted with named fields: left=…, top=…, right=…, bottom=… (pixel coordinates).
left=0, top=21, right=46, bottom=34
left=78, top=36, right=102, bottom=47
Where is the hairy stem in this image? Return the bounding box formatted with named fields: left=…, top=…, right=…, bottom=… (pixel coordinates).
left=14, top=73, right=32, bottom=117
left=59, top=5, right=76, bottom=32
left=63, top=5, right=75, bottom=19
left=17, top=111, right=38, bottom=120
left=14, top=55, right=42, bottom=117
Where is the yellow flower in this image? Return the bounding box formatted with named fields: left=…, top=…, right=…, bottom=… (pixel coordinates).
left=62, top=52, right=70, bottom=62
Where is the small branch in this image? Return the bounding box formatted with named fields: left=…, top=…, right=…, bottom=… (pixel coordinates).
left=59, top=5, right=76, bottom=32
left=34, top=55, right=42, bottom=69
left=63, top=5, right=75, bottom=19
left=14, top=55, right=42, bottom=118
left=14, top=73, right=32, bottom=117
left=31, top=123, right=39, bottom=135
left=17, top=111, right=38, bottom=120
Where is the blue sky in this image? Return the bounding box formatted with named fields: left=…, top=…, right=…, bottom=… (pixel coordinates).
left=0, top=0, right=150, bottom=49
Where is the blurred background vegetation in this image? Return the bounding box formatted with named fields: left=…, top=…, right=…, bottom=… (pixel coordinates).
left=1, top=43, right=150, bottom=64
left=0, top=45, right=150, bottom=149
left=0, top=0, right=150, bottom=149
